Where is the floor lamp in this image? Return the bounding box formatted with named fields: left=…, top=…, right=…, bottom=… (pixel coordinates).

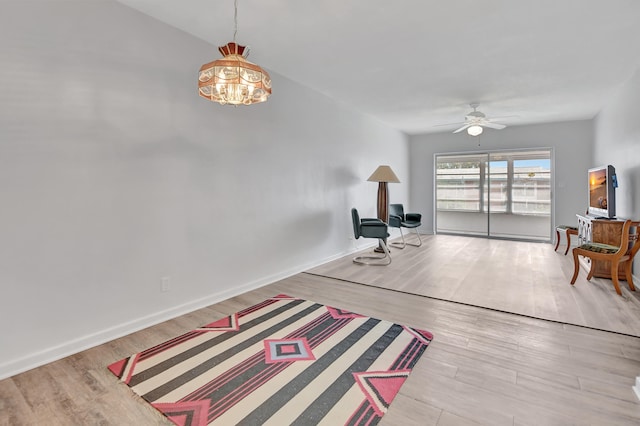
left=367, top=165, right=400, bottom=252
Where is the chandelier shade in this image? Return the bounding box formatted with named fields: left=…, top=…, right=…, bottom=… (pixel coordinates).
left=199, top=42, right=272, bottom=106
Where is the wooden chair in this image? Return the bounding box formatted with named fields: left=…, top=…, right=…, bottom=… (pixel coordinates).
left=554, top=225, right=578, bottom=255
left=570, top=220, right=640, bottom=295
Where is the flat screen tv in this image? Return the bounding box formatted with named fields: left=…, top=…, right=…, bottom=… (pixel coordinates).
left=588, top=165, right=617, bottom=219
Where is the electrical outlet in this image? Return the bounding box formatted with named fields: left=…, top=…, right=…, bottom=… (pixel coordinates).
left=161, top=276, right=171, bottom=292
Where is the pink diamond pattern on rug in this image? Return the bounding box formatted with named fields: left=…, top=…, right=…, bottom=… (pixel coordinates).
left=353, top=370, right=411, bottom=416
left=264, top=337, right=315, bottom=364
left=271, top=294, right=300, bottom=300
left=107, top=357, right=128, bottom=378
left=196, top=313, right=240, bottom=332
left=107, top=353, right=140, bottom=385
left=327, top=306, right=365, bottom=320
left=153, top=399, right=211, bottom=426
left=403, top=326, right=434, bottom=343
left=107, top=296, right=433, bottom=425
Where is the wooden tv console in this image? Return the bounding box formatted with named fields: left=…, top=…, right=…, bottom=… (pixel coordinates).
left=576, top=214, right=627, bottom=279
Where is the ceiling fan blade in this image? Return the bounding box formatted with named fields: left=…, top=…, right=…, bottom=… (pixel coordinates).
left=453, top=124, right=471, bottom=133
left=483, top=122, right=506, bottom=130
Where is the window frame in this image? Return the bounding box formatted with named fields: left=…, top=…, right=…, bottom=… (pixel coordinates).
left=436, top=150, right=551, bottom=217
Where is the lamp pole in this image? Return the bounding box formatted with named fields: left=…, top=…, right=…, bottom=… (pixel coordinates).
left=367, top=165, right=400, bottom=253
left=375, top=181, right=389, bottom=252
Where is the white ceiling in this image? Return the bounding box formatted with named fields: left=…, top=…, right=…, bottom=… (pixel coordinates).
left=116, top=0, right=640, bottom=135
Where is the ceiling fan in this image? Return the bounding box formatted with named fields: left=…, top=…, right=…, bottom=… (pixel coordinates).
left=437, top=103, right=509, bottom=136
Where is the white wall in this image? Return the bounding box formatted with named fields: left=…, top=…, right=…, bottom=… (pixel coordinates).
left=409, top=120, right=594, bottom=234
left=594, top=65, right=640, bottom=279
left=0, top=0, right=408, bottom=379
left=594, top=67, right=640, bottom=219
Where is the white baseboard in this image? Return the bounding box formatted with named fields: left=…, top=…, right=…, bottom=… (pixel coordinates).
left=0, top=250, right=355, bottom=381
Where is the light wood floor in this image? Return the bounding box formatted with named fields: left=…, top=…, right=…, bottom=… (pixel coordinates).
left=311, top=234, right=640, bottom=337
left=2, top=236, right=640, bottom=425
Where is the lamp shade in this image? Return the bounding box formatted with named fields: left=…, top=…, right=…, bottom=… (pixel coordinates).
left=367, top=165, right=400, bottom=183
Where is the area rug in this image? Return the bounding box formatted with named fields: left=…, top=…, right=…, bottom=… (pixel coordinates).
left=108, top=294, right=433, bottom=425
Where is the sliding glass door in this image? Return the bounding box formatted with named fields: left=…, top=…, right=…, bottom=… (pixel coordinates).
left=435, top=149, right=551, bottom=241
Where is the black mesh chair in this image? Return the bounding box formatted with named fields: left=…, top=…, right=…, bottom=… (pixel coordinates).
left=388, top=204, right=422, bottom=249
left=351, top=208, right=391, bottom=265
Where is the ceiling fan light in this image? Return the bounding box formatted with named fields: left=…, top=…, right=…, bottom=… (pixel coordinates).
left=467, top=125, right=483, bottom=136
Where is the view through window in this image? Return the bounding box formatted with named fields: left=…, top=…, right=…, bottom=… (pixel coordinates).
left=435, top=149, right=551, bottom=241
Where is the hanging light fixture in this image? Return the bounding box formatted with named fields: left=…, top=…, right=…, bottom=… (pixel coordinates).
left=198, top=0, right=272, bottom=106
left=467, top=125, right=483, bottom=136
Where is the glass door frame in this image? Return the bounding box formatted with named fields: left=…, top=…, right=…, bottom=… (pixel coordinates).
left=434, top=147, right=555, bottom=242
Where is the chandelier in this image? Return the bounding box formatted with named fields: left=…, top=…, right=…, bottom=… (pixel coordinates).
left=198, top=0, right=271, bottom=106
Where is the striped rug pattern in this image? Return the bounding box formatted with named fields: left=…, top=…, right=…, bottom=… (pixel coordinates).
left=108, top=295, right=433, bottom=425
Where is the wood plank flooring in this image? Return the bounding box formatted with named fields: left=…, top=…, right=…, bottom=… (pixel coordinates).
left=1, top=236, right=640, bottom=425
left=310, top=234, right=640, bottom=337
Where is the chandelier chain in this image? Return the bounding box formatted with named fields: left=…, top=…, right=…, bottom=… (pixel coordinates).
left=233, top=0, right=238, bottom=42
